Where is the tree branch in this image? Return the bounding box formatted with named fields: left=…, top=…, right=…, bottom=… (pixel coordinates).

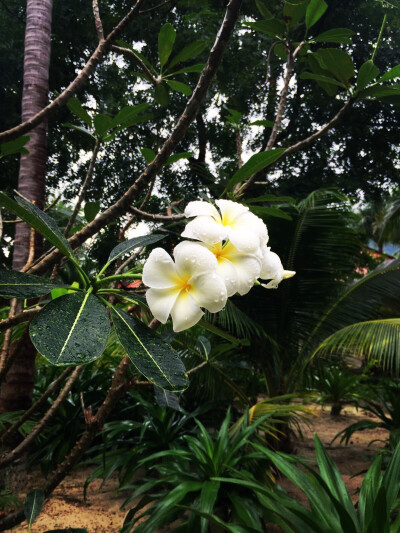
left=0, top=367, right=74, bottom=445
left=0, top=307, right=41, bottom=334
left=128, top=205, right=185, bottom=221
left=111, top=45, right=159, bottom=86
left=0, top=366, right=83, bottom=470
left=92, top=0, right=104, bottom=40
left=27, top=0, right=243, bottom=277
left=64, top=138, right=101, bottom=236
left=0, top=0, right=146, bottom=143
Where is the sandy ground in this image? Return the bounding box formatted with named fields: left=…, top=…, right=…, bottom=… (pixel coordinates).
left=9, top=404, right=388, bottom=533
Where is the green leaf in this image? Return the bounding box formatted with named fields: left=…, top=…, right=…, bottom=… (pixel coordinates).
left=307, top=54, right=338, bottom=96
left=139, top=147, right=157, bottom=164
left=166, top=152, right=194, bottom=165
left=167, top=63, right=204, bottom=76
left=30, top=292, right=110, bottom=366
left=357, top=60, right=380, bottom=91
left=300, top=71, right=346, bottom=88
left=246, top=19, right=286, bottom=37
left=226, top=148, right=286, bottom=190
left=359, top=454, right=383, bottom=530
left=378, top=64, right=400, bottom=83
left=93, top=114, right=113, bottom=138
left=84, top=201, right=100, bottom=222
left=313, top=28, right=354, bottom=44
left=366, top=486, right=390, bottom=533
left=255, top=0, right=273, bottom=19
left=67, top=98, right=92, bottom=127
left=154, top=83, right=170, bottom=106
left=154, top=386, right=180, bottom=411
left=0, top=193, right=75, bottom=260
left=313, top=434, right=358, bottom=529
left=107, top=234, right=164, bottom=265
left=110, top=307, right=188, bottom=391
left=24, top=489, right=44, bottom=526
left=168, top=40, right=207, bottom=70
left=140, top=147, right=156, bottom=164
left=248, top=119, right=274, bottom=127
left=249, top=206, right=293, bottom=220
left=313, top=48, right=355, bottom=85
left=358, top=85, right=400, bottom=99
left=305, top=0, right=328, bottom=30
left=283, top=0, right=307, bottom=28
left=0, top=136, right=30, bottom=157
left=158, top=23, right=176, bottom=68
left=116, top=40, right=157, bottom=74
left=62, top=123, right=95, bottom=138
left=382, top=439, right=400, bottom=512
left=166, top=80, right=192, bottom=96
left=111, top=104, right=150, bottom=128
left=199, top=481, right=220, bottom=533
left=0, top=269, right=69, bottom=298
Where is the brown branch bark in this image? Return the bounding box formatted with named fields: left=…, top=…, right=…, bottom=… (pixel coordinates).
left=0, top=0, right=146, bottom=143
left=92, top=0, right=104, bottom=40
left=0, top=366, right=82, bottom=469
left=27, top=0, right=243, bottom=277
left=0, top=307, right=41, bottom=334
left=64, top=139, right=101, bottom=237
left=0, top=366, right=73, bottom=445
left=0, top=299, right=18, bottom=373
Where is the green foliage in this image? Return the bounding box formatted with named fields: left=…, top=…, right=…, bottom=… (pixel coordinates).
left=119, top=410, right=274, bottom=532
left=0, top=135, right=29, bottom=158
left=24, top=489, right=44, bottom=532
left=0, top=196, right=187, bottom=391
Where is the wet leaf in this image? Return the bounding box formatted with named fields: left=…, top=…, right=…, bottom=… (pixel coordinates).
left=24, top=489, right=44, bottom=526
left=0, top=269, right=70, bottom=298
left=30, top=292, right=110, bottom=366
left=107, top=234, right=164, bottom=265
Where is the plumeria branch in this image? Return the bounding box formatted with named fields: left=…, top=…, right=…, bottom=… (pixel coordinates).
left=92, top=0, right=104, bottom=41
left=0, top=307, right=41, bottom=334
left=111, top=45, right=159, bottom=86
left=0, top=367, right=74, bottom=445
left=128, top=205, right=185, bottom=221
left=27, top=0, right=243, bottom=277
left=0, top=0, right=146, bottom=143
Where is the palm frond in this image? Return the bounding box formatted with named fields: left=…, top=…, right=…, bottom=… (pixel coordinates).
left=311, top=319, right=400, bottom=376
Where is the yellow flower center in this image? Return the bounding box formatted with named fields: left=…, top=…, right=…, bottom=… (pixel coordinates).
left=178, top=277, right=192, bottom=292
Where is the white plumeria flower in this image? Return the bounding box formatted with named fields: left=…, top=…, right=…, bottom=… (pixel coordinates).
left=142, top=241, right=227, bottom=332
left=259, top=246, right=295, bottom=289
left=204, top=241, right=262, bottom=297
left=182, top=199, right=268, bottom=253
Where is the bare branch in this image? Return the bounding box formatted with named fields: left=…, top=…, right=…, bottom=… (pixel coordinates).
left=0, top=367, right=74, bottom=445
left=0, top=307, right=40, bottom=334
left=64, top=138, right=101, bottom=236
left=0, top=366, right=83, bottom=469
left=0, top=0, right=146, bottom=143
left=111, top=45, right=159, bottom=86
left=0, top=299, right=17, bottom=373
left=128, top=205, right=185, bottom=221
left=92, top=0, right=104, bottom=40
left=139, top=0, right=173, bottom=14
left=28, top=0, right=243, bottom=277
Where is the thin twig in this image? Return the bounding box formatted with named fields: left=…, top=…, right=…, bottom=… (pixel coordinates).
left=27, top=0, right=243, bottom=278
left=115, top=247, right=144, bottom=275
left=0, top=367, right=74, bottom=445
left=128, top=205, right=185, bottom=221
left=21, top=227, right=36, bottom=272
left=111, top=45, right=159, bottom=85
left=0, top=366, right=83, bottom=469
left=92, top=0, right=104, bottom=40
left=0, top=299, right=18, bottom=373
left=64, top=139, right=101, bottom=237
left=139, top=0, right=173, bottom=15
left=187, top=360, right=208, bottom=375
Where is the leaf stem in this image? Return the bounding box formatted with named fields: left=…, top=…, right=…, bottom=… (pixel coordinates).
left=372, top=13, right=387, bottom=62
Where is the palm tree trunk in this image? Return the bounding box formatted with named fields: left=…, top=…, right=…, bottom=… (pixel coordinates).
left=0, top=0, right=53, bottom=414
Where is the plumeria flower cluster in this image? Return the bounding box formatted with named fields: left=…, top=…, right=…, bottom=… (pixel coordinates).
left=143, top=200, right=295, bottom=332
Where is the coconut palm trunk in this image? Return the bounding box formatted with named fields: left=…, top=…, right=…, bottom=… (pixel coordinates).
left=0, top=0, right=53, bottom=413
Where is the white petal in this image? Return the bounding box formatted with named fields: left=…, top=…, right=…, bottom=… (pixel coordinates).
left=181, top=216, right=226, bottom=245
left=235, top=211, right=269, bottom=243
left=184, top=201, right=220, bottom=220
left=189, top=271, right=227, bottom=312
left=173, top=240, right=218, bottom=279
left=171, top=291, right=204, bottom=332
left=142, top=248, right=179, bottom=288
left=231, top=255, right=261, bottom=295
left=145, top=287, right=180, bottom=323
left=260, top=248, right=284, bottom=280
left=214, top=257, right=238, bottom=297
left=215, top=199, right=249, bottom=222
left=227, top=226, right=261, bottom=253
